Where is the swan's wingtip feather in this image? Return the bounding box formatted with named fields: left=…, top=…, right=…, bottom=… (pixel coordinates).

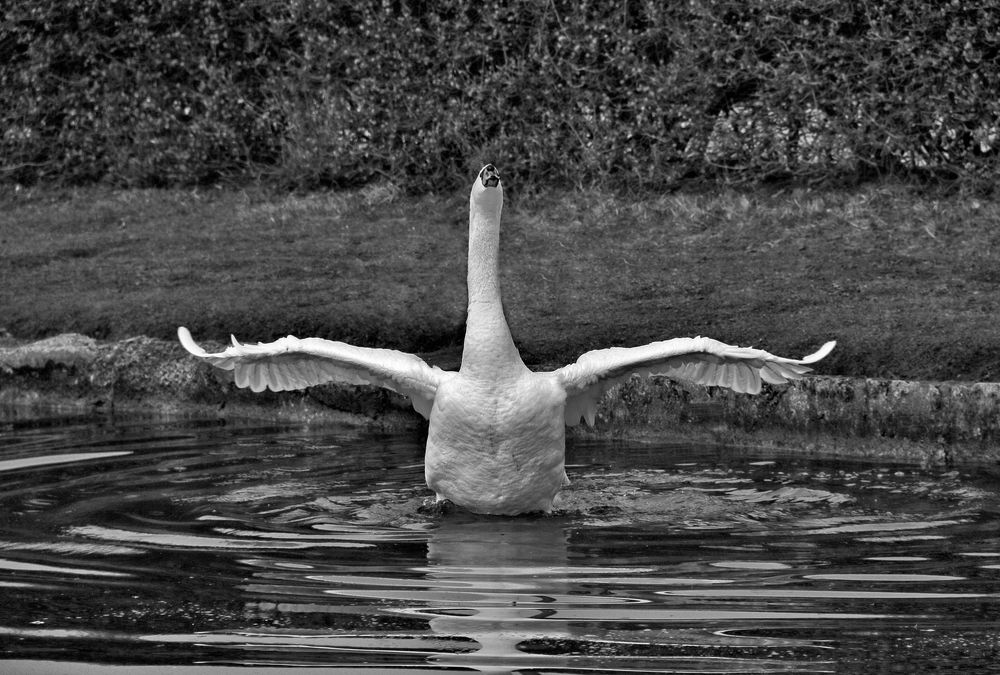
left=177, top=326, right=206, bottom=356
left=801, top=340, right=836, bottom=364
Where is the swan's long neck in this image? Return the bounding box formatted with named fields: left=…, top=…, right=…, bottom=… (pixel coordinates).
left=461, top=203, right=525, bottom=377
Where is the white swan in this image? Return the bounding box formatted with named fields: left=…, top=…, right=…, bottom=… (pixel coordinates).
left=178, top=164, right=835, bottom=515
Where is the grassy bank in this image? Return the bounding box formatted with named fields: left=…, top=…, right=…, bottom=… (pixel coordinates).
left=1, top=182, right=997, bottom=382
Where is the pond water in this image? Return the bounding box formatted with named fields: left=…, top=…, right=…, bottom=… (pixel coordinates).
left=0, top=412, right=997, bottom=674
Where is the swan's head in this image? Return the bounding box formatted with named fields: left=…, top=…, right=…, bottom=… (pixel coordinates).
left=470, top=164, right=503, bottom=216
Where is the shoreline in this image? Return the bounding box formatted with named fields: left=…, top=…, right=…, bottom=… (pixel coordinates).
left=2, top=333, right=999, bottom=465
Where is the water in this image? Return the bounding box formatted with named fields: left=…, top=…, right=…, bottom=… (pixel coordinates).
left=0, top=412, right=997, bottom=674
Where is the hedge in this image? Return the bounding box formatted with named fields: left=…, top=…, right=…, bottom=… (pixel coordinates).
left=2, top=0, right=999, bottom=192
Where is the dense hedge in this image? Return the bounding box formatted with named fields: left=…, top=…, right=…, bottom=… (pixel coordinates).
left=2, top=1, right=999, bottom=191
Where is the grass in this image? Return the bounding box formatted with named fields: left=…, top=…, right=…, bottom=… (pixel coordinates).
left=1, top=181, right=998, bottom=381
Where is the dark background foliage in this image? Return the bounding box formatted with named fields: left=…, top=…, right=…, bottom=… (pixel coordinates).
left=2, top=0, right=998, bottom=192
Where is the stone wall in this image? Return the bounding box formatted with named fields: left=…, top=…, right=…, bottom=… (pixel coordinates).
left=3, top=334, right=998, bottom=464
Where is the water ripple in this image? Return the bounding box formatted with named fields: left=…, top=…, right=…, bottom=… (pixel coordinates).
left=0, top=414, right=997, bottom=672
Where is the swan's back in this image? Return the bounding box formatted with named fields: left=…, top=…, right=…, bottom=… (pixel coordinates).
left=423, top=370, right=568, bottom=514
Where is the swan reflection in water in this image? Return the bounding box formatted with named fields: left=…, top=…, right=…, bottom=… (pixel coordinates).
left=417, top=515, right=576, bottom=671
left=241, top=508, right=859, bottom=673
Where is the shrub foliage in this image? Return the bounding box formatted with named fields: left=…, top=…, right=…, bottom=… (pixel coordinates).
left=2, top=0, right=999, bottom=191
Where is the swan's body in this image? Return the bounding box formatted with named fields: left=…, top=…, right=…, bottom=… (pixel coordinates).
left=178, top=165, right=835, bottom=515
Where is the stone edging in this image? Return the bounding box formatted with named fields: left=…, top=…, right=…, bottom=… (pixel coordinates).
left=2, top=334, right=998, bottom=465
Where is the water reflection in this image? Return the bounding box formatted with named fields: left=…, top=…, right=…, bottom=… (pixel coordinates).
left=420, top=516, right=574, bottom=671
left=0, top=413, right=997, bottom=672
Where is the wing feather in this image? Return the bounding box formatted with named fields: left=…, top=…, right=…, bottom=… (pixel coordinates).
left=178, top=327, right=448, bottom=419
left=555, top=336, right=835, bottom=427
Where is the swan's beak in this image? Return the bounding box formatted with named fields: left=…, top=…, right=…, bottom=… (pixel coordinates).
left=479, top=164, right=500, bottom=188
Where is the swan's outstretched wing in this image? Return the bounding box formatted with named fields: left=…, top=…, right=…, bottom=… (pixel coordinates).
left=555, top=337, right=835, bottom=427
left=178, top=327, right=448, bottom=419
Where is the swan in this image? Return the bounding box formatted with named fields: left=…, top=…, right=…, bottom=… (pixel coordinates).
left=178, top=164, right=835, bottom=515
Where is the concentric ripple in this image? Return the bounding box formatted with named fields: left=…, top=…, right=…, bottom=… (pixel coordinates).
left=0, top=412, right=997, bottom=673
